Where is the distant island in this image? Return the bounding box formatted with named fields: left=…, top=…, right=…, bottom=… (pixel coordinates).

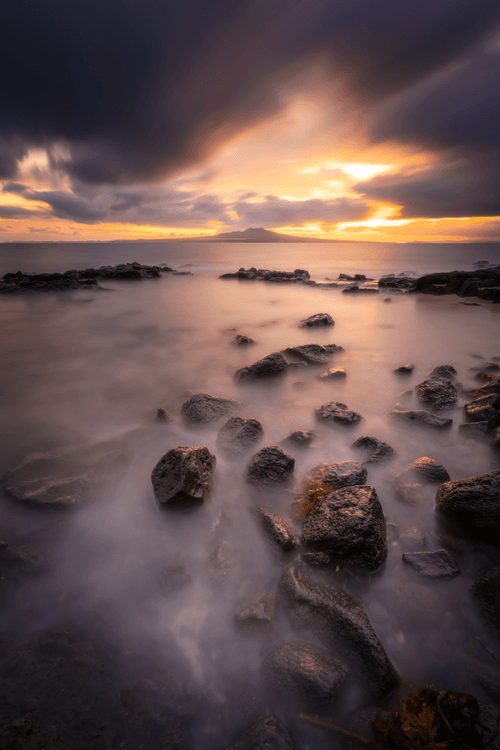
left=114, top=227, right=349, bottom=243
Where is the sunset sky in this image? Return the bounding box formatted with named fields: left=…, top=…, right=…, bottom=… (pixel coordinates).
left=1, top=0, right=500, bottom=243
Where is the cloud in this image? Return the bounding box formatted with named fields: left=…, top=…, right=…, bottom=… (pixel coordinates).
left=0, top=205, right=45, bottom=219
left=231, top=194, right=369, bottom=226
left=2, top=182, right=28, bottom=195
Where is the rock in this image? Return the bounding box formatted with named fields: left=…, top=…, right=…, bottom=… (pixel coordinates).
left=316, top=401, right=362, bottom=425
left=216, top=417, right=264, bottom=457
left=427, top=364, right=458, bottom=380
left=416, top=376, right=459, bottom=411
left=394, top=364, right=415, bottom=375
left=279, top=567, right=399, bottom=697
left=283, top=344, right=344, bottom=364
left=205, top=541, right=238, bottom=586
left=492, top=426, right=500, bottom=450
left=351, top=436, right=396, bottom=464
left=235, top=593, right=277, bottom=637
left=234, top=334, right=255, bottom=345
left=400, top=457, right=451, bottom=483
left=160, top=565, right=192, bottom=592
left=318, top=367, right=346, bottom=380
left=384, top=297, right=393, bottom=303
left=246, top=446, right=295, bottom=487
left=464, top=393, right=500, bottom=429
left=435, top=468, right=500, bottom=542
left=412, top=267, right=500, bottom=302
left=342, top=285, right=378, bottom=294
left=305, top=461, right=368, bottom=492
left=301, top=551, right=331, bottom=567
left=459, top=301, right=482, bottom=305
left=301, top=485, right=388, bottom=570
left=261, top=642, right=348, bottom=709
left=395, top=483, right=422, bottom=505
left=386, top=523, right=400, bottom=541
left=472, top=567, right=500, bottom=643
left=339, top=273, right=369, bottom=281
left=471, top=362, right=500, bottom=373
left=0, top=540, right=39, bottom=597
left=378, top=275, right=415, bottom=290
left=402, top=549, right=460, bottom=578
left=1, top=438, right=131, bottom=509
left=459, top=421, right=489, bottom=438
left=235, top=352, right=289, bottom=381
left=223, top=715, right=299, bottom=750
left=389, top=409, right=453, bottom=429
left=252, top=506, right=300, bottom=552
left=283, top=430, right=315, bottom=448
left=151, top=446, right=215, bottom=507
left=220, top=268, right=310, bottom=283
left=155, top=407, right=173, bottom=422
left=0, top=263, right=168, bottom=293
left=299, top=313, right=334, bottom=327
left=181, top=392, right=240, bottom=423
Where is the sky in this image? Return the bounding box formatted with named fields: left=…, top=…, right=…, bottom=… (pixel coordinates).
left=1, top=0, right=500, bottom=243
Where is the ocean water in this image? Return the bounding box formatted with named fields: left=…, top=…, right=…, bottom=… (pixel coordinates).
left=1, top=240, right=500, bottom=747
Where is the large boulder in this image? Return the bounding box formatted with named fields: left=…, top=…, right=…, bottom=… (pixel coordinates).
left=472, top=567, right=500, bottom=643
left=299, top=313, right=334, bottom=327
left=181, top=393, right=240, bottom=423
left=246, top=447, right=295, bottom=486
left=216, top=417, right=264, bottom=457
left=316, top=401, right=362, bottom=425
left=1, top=438, right=131, bottom=509
left=235, top=352, right=288, bottom=381
left=279, top=567, right=399, bottom=697
left=416, top=377, right=459, bottom=412
left=151, top=446, right=215, bottom=507
left=389, top=409, right=452, bottom=429
left=283, top=344, right=344, bottom=364
left=464, top=393, right=500, bottom=429
left=435, top=468, right=500, bottom=542
left=351, top=436, right=396, bottom=464
left=223, top=715, right=299, bottom=750
left=301, top=485, right=387, bottom=570
left=252, top=506, right=300, bottom=553
left=261, top=642, right=348, bottom=709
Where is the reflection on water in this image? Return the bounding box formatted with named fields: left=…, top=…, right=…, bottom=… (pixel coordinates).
left=0, top=254, right=500, bottom=747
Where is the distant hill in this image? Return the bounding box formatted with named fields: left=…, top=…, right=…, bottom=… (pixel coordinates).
left=206, top=227, right=341, bottom=242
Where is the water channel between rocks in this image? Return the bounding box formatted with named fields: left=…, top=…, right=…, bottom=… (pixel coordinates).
left=1, top=262, right=500, bottom=748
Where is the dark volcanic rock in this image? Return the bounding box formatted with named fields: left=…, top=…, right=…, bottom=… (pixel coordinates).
left=401, top=457, right=451, bottom=483
left=151, top=446, right=215, bottom=507
left=0, top=263, right=167, bottom=294
left=0, top=540, right=39, bottom=596
left=402, top=549, right=460, bottom=578
left=305, top=461, right=368, bottom=492
left=205, top=541, right=238, bottom=586
left=217, top=417, right=264, bottom=457
left=234, top=334, right=255, bottom=345
left=427, top=364, right=458, bottom=380
left=378, top=275, right=415, bottom=290
left=252, top=506, right=300, bottom=552
left=389, top=409, right=453, bottom=429
left=224, top=715, right=299, bottom=750
left=299, top=313, right=334, bottom=327
left=435, top=468, right=500, bottom=543
left=472, top=567, right=500, bottom=643
left=412, top=267, right=500, bottom=302
left=492, top=426, right=500, bottom=450
left=181, top=392, right=240, bottom=423
left=416, top=376, right=459, bottom=411
left=279, top=567, right=399, bottom=697
left=301, top=551, right=331, bottom=567
left=235, top=593, right=278, bottom=637
left=155, top=407, right=173, bottom=423
left=394, top=363, right=415, bottom=375
left=1, top=438, right=131, bottom=509
left=283, top=343, right=344, bottom=364
left=246, top=446, right=295, bottom=487
left=301, top=485, right=387, bottom=570
left=318, top=366, right=346, bottom=380
left=464, top=393, right=500, bottom=429
left=316, top=401, right=362, bottom=425
left=235, top=352, right=289, bottom=381
left=351, top=436, right=396, bottom=465
left=459, top=421, right=489, bottom=438
left=262, top=642, right=348, bottom=709
left=283, top=430, right=315, bottom=448
left=220, top=268, right=310, bottom=283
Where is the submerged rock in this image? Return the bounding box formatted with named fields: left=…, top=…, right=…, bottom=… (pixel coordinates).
left=262, top=642, right=348, bottom=709
left=389, top=409, right=453, bottom=429
left=318, top=366, right=346, bottom=380
left=416, top=377, right=459, bottom=411
left=0, top=263, right=166, bottom=294
left=216, top=417, right=264, bottom=457
left=160, top=565, right=192, bottom=592
left=492, top=426, right=500, bottom=450
left=235, top=592, right=277, bottom=637
left=246, top=446, right=295, bottom=487
left=399, top=457, right=451, bottom=484
left=205, top=541, right=238, bottom=586
left=351, top=436, right=396, bottom=464
left=279, top=567, right=399, bottom=697
left=155, top=407, right=173, bottom=423
left=316, top=401, right=362, bottom=425
left=252, top=506, right=300, bottom=552
left=472, top=567, right=500, bottom=643
left=235, top=352, right=288, bottom=381
left=402, top=550, right=460, bottom=578
left=181, top=392, right=240, bottom=423
left=234, top=334, right=255, bottom=345
left=301, top=485, right=388, bottom=570
left=223, top=715, right=299, bottom=750
left=394, top=364, right=415, bottom=375
left=299, top=313, right=334, bottom=327
left=283, top=344, right=344, bottom=364
left=459, top=421, right=489, bottom=438
left=283, top=430, right=315, bottom=448
left=151, top=446, right=215, bottom=507
left=464, top=393, right=500, bottom=429
left=435, top=468, right=500, bottom=543
left=378, top=275, right=415, bottom=290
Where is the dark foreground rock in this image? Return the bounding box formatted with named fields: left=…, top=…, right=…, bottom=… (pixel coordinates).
left=389, top=409, right=453, bottom=429
left=472, top=567, right=500, bottom=643
left=224, top=715, right=299, bottom=750
left=283, top=344, right=344, bottom=364
left=299, top=313, right=334, bottom=327
left=217, top=417, right=264, bottom=457
left=279, top=567, right=399, bottom=697
left=435, top=468, right=500, bottom=543
left=235, top=593, right=278, bottom=637
left=235, top=352, right=288, bottom=381
left=151, top=446, right=216, bottom=507
left=1, top=438, right=131, bottom=509
left=262, top=642, right=348, bottom=709
left=416, top=376, right=459, bottom=411
left=378, top=274, right=415, bottom=290
left=252, top=506, right=300, bottom=552
left=402, top=549, right=460, bottom=578
left=301, top=485, right=387, bottom=570
left=181, top=392, right=240, bottom=423
left=246, top=446, right=295, bottom=486
left=316, top=401, right=362, bottom=425
left=464, top=393, right=500, bottom=429
left=411, top=266, right=500, bottom=302
left=351, top=435, right=396, bottom=464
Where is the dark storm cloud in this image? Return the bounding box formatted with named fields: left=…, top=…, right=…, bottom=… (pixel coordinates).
left=232, top=195, right=369, bottom=225
left=1, top=0, right=500, bottom=189
left=0, top=206, right=45, bottom=219
left=2, top=182, right=28, bottom=195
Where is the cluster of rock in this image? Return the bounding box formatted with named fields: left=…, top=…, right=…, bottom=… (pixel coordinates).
left=411, top=266, right=500, bottom=302
left=234, top=343, right=344, bottom=381
left=220, top=267, right=310, bottom=282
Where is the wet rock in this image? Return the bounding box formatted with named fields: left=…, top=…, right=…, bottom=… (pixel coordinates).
left=339, top=273, right=370, bottom=281
left=427, top=364, right=458, bottom=380
left=283, top=430, right=315, bottom=448
left=205, top=541, right=238, bottom=586
left=1, top=438, right=131, bottom=509
left=181, top=392, right=240, bottom=423
left=492, top=426, right=500, bottom=450
left=155, top=407, right=173, bottom=423
left=402, top=549, right=460, bottom=578
left=235, top=352, right=289, bottom=381
left=261, top=642, right=348, bottom=709
left=471, top=362, right=500, bottom=373
left=301, top=551, right=331, bottom=567
left=0, top=263, right=168, bottom=293
left=279, top=567, right=399, bottom=697
left=386, top=523, right=400, bottom=541
left=464, top=393, right=500, bottom=429
left=318, top=366, right=346, bottom=380
left=394, top=363, right=415, bottom=375
left=160, top=565, right=192, bottom=592
left=416, top=376, right=459, bottom=411
left=216, top=417, right=264, bottom=457
left=459, top=301, right=482, bottom=305
left=235, top=593, right=277, bottom=637
left=399, top=528, right=427, bottom=550
left=472, top=567, right=500, bottom=643
left=151, top=446, right=215, bottom=507
left=299, top=313, right=334, bottom=327
left=395, top=483, right=422, bottom=505
left=316, top=401, right=362, bottom=425
left=0, top=540, right=39, bottom=597
left=435, top=468, right=500, bottom=543
left=252, top=506, right=300, bottom=552
left=220, top=268, right=310, bottom=283
left=234, top=334, right=255, bottom=345
left=400, top=457, right=451, bottom=483
left=351, top=436, right=396, bottom=464
left=412, top=266, right=500, bottom=302
left=389, top=409, right=453, bottom=429
left=384, top=297, right=393, bottom=303
left=305, top=461, right=368, bottom=493
left=378, top=275, right=415, bottom=290
left=246, top=446, right=295, bottom=487
left=459, top=421, right=489, bottom=438
left=301, top=485, right=387, bottom=570
left=223, top=715, right=299, bottom=750
left=283, top=343, right=344, bottom=364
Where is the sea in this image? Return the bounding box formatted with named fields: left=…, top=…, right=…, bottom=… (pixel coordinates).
left=1, top=240, right=500, bottom=747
